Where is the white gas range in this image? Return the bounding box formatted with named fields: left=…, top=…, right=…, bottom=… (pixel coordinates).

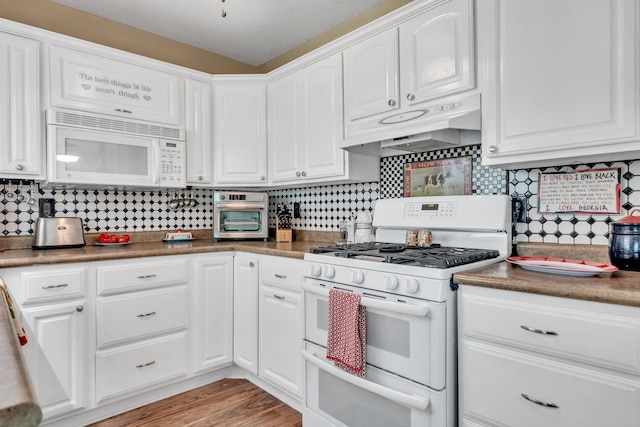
left=301, top=194, right=512, bottom=427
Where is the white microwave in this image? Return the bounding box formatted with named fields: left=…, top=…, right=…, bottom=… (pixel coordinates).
left=45, top=110, right=186, bottom=189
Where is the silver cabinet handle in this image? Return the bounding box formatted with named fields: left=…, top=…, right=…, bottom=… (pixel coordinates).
left=520, top=325, right=558, bottom=335
left=76, top=305, right=84, bottom=312
left=487, top=145, right=497, bottom=154
left=388, top=99, right=396, bottom=106
left=42, top=283, right=69, bottom=289
left=197, top=175, right=203, bottom=181
left=260, top=176, right=265, bottom=181
left=296, top=171, right=301, bottom=177
left=275, top=274, right=287, bottom=279
left=301, top=171, right=307, bottom=177
left=115, top=108, right=133, bottom=114
left=135, top=360, right=156, bottom=368
left=136, top=311, right=157, bottom=318
left=15, top=164, right=24, bottom=171
left=521, top=393, right=559, bottom=408
left=249, top=261, right=255, bottom=267
left=274, top=294, right=285, bottom=300
left=406, top=93, right=415, bottom=101
left=137, top=274, right=157, bottom=279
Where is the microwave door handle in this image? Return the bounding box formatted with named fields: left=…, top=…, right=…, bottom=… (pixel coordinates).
left=301, top=283, right=430, bottom=317
left=151, top=140, right=160, bottom=184
left=302, top=349, right=430, bottom=411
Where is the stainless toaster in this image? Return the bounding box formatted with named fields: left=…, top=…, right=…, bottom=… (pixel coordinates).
left=33, top=217, right=86, bottom=249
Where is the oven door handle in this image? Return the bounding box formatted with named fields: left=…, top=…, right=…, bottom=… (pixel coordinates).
left=302, top=349, right=430, bottom=411
left=301, top=283, right=430, bottom=317
left=215, top=202, right=267, bottom=210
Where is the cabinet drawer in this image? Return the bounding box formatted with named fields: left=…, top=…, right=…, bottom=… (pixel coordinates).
left=460, top=341, right=640, bottom=427
left=260, top=258, right=303, bottom=290
left=97, top=259, right=188, bottom=295
left=97, top=285, right=188, bottom=347
left=22, top=269, right=85, bottom=303
left=96, top=332, right=189, bottom=402
left=459, top=289, right=640, bottom=374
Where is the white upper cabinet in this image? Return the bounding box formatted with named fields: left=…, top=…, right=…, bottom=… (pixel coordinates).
left=47, top=45, right=185, bottom=126
left=343, top=0, right=475, bottom=142
left=0, top=32, right=43, bottom=179
left=480, top=0, right=640, bottom=169
left=269, top=53, right=379, bottom=185
left=185, top=78, right=214, bottom=186
left=212, top=80, right=268, bottom=185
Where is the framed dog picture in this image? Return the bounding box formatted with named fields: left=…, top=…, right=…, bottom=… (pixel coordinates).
left=403, top=157, right=472, bottom=197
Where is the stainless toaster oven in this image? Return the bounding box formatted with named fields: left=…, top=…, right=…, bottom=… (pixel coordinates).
left=213, top=191, right=268, bottom=241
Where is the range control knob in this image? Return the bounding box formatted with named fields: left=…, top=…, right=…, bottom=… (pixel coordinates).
left=404, top=277, right=420, bottom=294
left=322, top=265, right=336, bottom=279
left=309, top=264, right=322, bottom=278
left=351, top=270, right=365, bottom=284
left=385, top=275, right=399, bottom=290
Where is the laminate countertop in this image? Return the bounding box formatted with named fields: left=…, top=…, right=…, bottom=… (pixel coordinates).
left=453, top=261, right=640, bottom=308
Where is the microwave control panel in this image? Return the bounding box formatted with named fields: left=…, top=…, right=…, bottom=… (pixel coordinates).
left=159, top=140, right=185, bottom=186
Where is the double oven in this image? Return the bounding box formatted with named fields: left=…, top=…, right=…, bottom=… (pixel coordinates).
left=302, top=195, right=511, bottom=427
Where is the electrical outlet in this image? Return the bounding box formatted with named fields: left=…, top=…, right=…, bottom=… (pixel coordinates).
left=512, top=197, right=527, bottom=223
left=293, top=202, right=301, bottom=219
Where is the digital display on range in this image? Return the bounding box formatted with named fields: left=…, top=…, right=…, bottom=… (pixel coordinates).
left=166, top=142, right=177, bottom=147
left=229, top=194, right=246, bottom=201
left=421, top=203, right=439, bottom=211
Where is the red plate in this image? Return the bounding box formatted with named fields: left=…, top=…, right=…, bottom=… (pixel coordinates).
left=506, top=256, right=617, bottom=276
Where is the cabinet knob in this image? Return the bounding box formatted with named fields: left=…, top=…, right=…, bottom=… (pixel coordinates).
left=406, top=93, right=415, bottom=101
left=487, top=145, right=497, bottom=154
left=388, top=99, right=396, bottom=106
left=115, top=108, right=133, bottom=114
left=198, top=175, right=203, bottom=181
left=76, top=305, right=84, bottom=312
left=249, top=261, right=255, bottom=267
left=15, top=164, right=24, bottom=171
left=260, top=176, right=265, bottom=181
left=301, top=171, right=307, bottom=177
left=296, top=171, right=301, bottom=177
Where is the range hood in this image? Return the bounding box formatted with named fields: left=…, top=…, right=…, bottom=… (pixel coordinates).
left=341, top=93, right=481, bottom=157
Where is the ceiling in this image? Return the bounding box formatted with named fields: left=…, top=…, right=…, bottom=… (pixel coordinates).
left=51, top=0, right=391, bottom=67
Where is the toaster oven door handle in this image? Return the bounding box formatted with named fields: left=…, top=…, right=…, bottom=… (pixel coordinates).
left=302, top=349, right=430, bottom=411
left=301, top=283, right=430, bottom=317
left=215, top=202, right=267, bottom=210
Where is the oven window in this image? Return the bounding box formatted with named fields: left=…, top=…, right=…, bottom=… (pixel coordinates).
left=315, top=300, right=411, bottom=358
left=318, top=369, right=410, bottom=427
left=219, top=211, right=263, bottom=232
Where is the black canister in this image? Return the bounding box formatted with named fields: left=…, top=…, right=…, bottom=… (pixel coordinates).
left=609, top=209, right=640, bottom=271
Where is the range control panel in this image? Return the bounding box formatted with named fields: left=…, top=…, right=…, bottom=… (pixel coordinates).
left=404, top=201, right=457, bottom=220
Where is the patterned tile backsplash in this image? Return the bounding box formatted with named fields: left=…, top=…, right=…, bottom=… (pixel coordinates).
left=1, top=144, right=639, bottom=245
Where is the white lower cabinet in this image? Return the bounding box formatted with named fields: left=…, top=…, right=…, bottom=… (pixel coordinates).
left=1, top=264, right=91, bottom=420
left=258, top=276, right=302, bottom=399
left=95, top=257, right=191, bottom=403
left=233, top=253, right=260, bottom=374
left=458, top=285, right=640, bottom=427
left=192, top=254, right=234, bottom=373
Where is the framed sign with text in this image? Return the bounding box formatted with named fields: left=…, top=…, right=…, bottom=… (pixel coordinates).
left=538, top=168, right=621, bottom=214
left=404, top=157, right=472, bottom=197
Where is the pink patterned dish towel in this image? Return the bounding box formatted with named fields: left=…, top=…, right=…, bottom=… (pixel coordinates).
left=326, top=289, right=367, bottom=378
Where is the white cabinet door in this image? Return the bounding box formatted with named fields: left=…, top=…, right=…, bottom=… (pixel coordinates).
left=480, top=0, right=640, bottom=169
left=300, top=53, right=345, bottom=180
left=185, top=78, right=213, bottom=186
left=259, top=283, right=302, bottom=399
left=400, top=0, right=474, bottom=106
left=213, top=82, right=267, bottom=185
left=343, top=28, right=399, bottom=121
left=193, top=255, right=234, bottom=373
left=233, top=254, right=259, bottom=375
left=21, top=301, right=86, bottom=419
left=268, top=73, right=303, bottom=182
left=48, top=45, right=185, bottom=126
left=0, top=32, right=42, bottom=179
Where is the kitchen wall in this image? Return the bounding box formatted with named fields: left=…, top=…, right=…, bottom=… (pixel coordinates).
left=1, top=147, right=638, bottom=244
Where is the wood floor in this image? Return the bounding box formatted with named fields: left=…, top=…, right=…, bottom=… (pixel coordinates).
left=88, top=379, right=302, bottom=427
